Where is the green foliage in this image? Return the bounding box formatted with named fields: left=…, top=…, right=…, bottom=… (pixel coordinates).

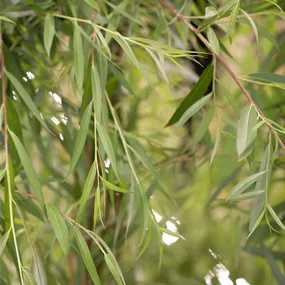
left=0, top=0, right=285, bottom=284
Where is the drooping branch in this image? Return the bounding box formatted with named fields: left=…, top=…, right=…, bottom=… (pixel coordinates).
left=158, top=0, right=285, bottom=153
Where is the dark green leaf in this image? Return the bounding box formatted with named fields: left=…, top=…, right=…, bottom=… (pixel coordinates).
left=67, top=101, right=92, bottom=177
left=46, top=204, right=69, bottom=254
left=248, top=72, right=285, bottom=85
left=9, top=130, right=45, bottom=209
left=166, top=64, right=213, bottom=126
left=44, top=14, right=55, bottom=56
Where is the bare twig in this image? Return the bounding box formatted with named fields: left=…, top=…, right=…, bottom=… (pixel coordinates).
left=158, top=0, right=285, bottom=153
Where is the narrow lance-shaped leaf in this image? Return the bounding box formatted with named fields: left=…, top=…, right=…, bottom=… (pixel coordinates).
left=176, top=93, right=212, bottom=127
left=0, top=16, right=16, bottom=24
left=46, top=204, right=69, bottom=254
left=44, top=14, right=55, bottom=56
left=0, top=229, right=11, bottom=256
left=241, top=9, right=258, bottom=43
left=267, top=204, right=285, bottom=231
left=0, top=168, right=6, bottom=182
left=227, top=171, right=266, bottom=200
left=166, top=64, right=213, bottom=126
left=67, top=101, right=92, bottom=177
left=74, top=23, right=84, bottom=90
left=105, top=254, right=124, bottom=285
left=207, top=27, right=220, bottom=54
left=83, top=0, right=99, bottom=10
left=73, top=227, right=101, bottom=285
left=249, top=142, right=273, bottom=231
left=6, top=71, right=50, bottom=131
left=76, top=161, right=97, bottom=221
left=96, top=122, right=118, bottom=178
left=226, top=1, right=240, bottom=38
left=248, top=72, right=285, bottom=84
left=236, top=105, right=257, bottom=160
left=9, top=130, right=45, bottom=208
left=210, top=127, right=220, bottom=165
left=192, top=105, right=215, bottom=147
left=91, top=66, right=102, bottom=122
left=100, top=177, right=129, bottom=193
left=228, top=190, right=265, bottom=202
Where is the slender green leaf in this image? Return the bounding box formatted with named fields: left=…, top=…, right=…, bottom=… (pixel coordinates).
left=210, top=127, right=220, bottom=165
left=146, top=49, right=168, bottom=82
left=74, top=227, right=101, bottom=285
left=248, top=209, right=265, bottom=239
left=267, top=204, right=285, bottom=231
left=176, top=93, right=212, bottom=127
left=227, top=171, right=266, bottom=200
left=6, top=71, right=49, bottom=131
left=67, top=101, right=92, bottom=177
left=44, top=14, right=55, bottom=56
left=100, top=177, right=129, bottom=193
left=91, top=66, right=102, bottom=122
left=248, top=73, right=285, bottom=85
left=236, top=105, right=257, bottom=160
left=104, top=254, right=124, bottom=285
left=46, top=204, right=69, bottom=254
left=96, top=122, right=118, bottom=178
left=0, top=229, right=11, bottom=256
left=250, top=143, right=273, bottom=231
left=0, top=16, right=15, bottom=24
left=207, top=27, right=220, bottom=54
left=227, top=1, right=240, bottom=38
left=74, top=23, right=84, bottom=90
left=0, top=168, right=6, bottom=182
left=192, top=105, right=215, bottom=147
left=76, top=161, right=97, bottom=221
left=227, top=190, right=265, bottom=202
left=159, top=227, right=185, bottom=240
left=241, top=9, right=258, bottom=43
left=9, top=130, right=45, bottom=208
left=166, top=64, right=213, bottom=126
left=112, top=33, right=139, bottom=68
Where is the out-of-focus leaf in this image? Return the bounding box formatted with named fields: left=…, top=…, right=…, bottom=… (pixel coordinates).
left=96, top=122, right=118, bottom=178
left=44, top=14, right=55, bottom=56
left=0, top=16, right=15, bottom=24
left=74, top=23, right=84, bottom=90
left=192, top=105, right=215, bottom=147
left=100, top=177, right=129, bottom=193
left=0, top=229, right=11, bottom=256
left=166, top=64, right=213, bottom=126
left=205, top=6, right=218, bottom=18
left=9, top=130, right=45, bottom=209
left=226, top=1, right=240, bottom=38
left=267, top=204, right=285, bottom=230
left=210, top=127, right=220, bottom=165
left=0, top=104, right=3, bottom=130
left=76, top=161, right=97, bottom=221
left=15, top=192, right=45, bottom=222
left=0, top=168, right=6, bottom=182
left=46, top=204, right=69, bottom=254
left=236, top=105, right=257, bottom=160
left=146, top=49, right=168, bottom=82
left=241, top=9, right=258, bottom=43
left=263, top=247, right=285, bottom=285
left=74, top=227, right=101, bottom=285
left=6, top=71, right=49, bottom=131
left=227, top=171, right=266, bottom=200
left=104, top=254, right=124, bottom=285
left=207, top=27, right=220, bottom=54
left=67, top=101, right=92, bottom=177
left=83, top=0, right=99, bottom=10
left=248, top=73, right=285, bottom=84
left=176, top=93, right=212, bottom=127
left=249, top=143, right=273, bottom=231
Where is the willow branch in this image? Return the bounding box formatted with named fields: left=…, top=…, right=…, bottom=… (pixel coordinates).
left=158, top=0, right=285, bottom=153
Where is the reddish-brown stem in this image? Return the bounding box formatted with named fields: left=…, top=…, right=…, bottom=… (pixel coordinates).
left=158, top=0, right=285, bottom=153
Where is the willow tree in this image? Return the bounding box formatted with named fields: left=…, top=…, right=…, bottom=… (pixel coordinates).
left=0, top=0, right=285, bottom=284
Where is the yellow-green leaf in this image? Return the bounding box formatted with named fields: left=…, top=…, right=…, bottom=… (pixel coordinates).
left=44, top=14, right=55, bottom=56
left=100, top=177, right=129, bottom=193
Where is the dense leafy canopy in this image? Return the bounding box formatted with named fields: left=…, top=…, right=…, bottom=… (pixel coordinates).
left=0, top=0, right=285, bottom=284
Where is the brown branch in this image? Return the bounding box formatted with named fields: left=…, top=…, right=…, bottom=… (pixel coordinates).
left=158, top=0, right=285, bottom=153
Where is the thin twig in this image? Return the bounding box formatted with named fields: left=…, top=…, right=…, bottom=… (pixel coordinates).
left=158, top=0, right=285, bottom=153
